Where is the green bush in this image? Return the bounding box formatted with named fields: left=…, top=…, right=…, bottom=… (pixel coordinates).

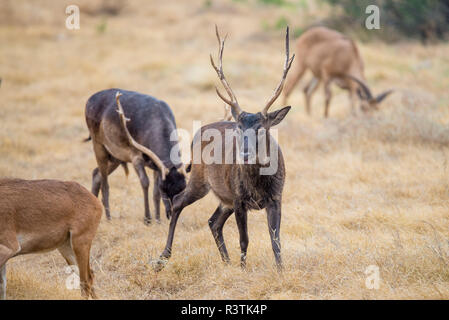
left=324, top=0, right=449, bottom=41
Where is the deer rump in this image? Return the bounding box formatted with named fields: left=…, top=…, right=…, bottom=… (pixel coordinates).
left=0, top=178, right=102, bottom=299
left=85, top=88, right=187, bottom=223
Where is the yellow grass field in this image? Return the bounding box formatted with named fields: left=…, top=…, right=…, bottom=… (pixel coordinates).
left=1, top=0, right=449, bottom=299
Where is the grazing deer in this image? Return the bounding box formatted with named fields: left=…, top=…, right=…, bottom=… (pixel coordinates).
left=85, top=89, right=187, bottom=224
left=282, top=26, right=393, bottom=117
left=154, top=26, right=294, bottom=272
left=0, top=178, right=102, bottom=300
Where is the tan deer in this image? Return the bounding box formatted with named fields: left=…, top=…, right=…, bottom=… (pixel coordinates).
left=283, top=26, right=393, bottom=117
left=0, top=178, right=102, bottom=300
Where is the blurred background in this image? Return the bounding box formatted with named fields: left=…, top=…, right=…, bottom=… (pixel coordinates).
left=2, top=0, right=449, bottom=41
left=0, top=0, right=449, bottom=300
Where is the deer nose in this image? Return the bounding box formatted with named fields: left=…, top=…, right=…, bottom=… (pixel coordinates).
left=239, top=148, right=256, bottom=163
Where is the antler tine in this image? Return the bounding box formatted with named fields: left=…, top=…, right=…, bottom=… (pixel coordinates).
left=262, top=26, right=295, bottom=116
left=115, top=92, right=169, bottom=180
left=210, top=25, right=242, bottom=117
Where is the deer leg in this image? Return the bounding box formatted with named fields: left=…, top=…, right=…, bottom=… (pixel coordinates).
left=91, top=161, right=120, bottom=198
left=153, top=171, right=171, bottom=221
left=266, top=201, right=282, bottom=271
left=323, top=79, right=333, bottom=118
left=348, top=88, right=357, bottom=116
left=58, top=237, right=77, bottom=267
left=157, top=182, right=210, bottom=269
left=0, top=264, right=6, bottom=300
left=303, top=77, right=320, bottom=115
left=91, top=168, right=102, bottom=197
left=234, top=205, right=249, bottom=269
left=152, top=171, right=162, bottom=223
left=132, top=157, right=151, bottom=225
left=0, top=246, right=14, bottom=270
left=93, top=144, right=119, bottom=220
left=162, top=198, right=172, bottom=220
left=72, top=235, right=96, bottom=300
left=208, top=205, right=234, bottom=263
left=0, top=240, right=20, bottom=301
left=282, top=63, right=306, bottom=105
left=99, top=170, right=111, bottom=220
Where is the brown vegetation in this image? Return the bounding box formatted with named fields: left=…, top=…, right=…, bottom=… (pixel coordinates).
left=0, top=0, right=449, bottom=299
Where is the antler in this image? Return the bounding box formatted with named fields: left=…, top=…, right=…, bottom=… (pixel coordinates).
left=210, top=25, right=242, bottom=118
left=262, top=26, right=295, bottom=117
left=345, top=75, right=373, bottom=100
left=115, top=92, right=169, bottom=180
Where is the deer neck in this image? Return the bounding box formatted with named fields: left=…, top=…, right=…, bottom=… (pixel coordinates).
left=236, top=157, right=284, bottom=210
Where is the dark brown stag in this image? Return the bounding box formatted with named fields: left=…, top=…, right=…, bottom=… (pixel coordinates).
left=154, top=26, right=294, bottom=271
left=85, top=89, right=187, bottom=224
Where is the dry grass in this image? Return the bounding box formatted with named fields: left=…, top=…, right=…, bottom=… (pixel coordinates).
left=1, top=0, right=449, bottom=300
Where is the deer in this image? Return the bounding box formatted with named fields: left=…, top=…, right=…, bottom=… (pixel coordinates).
left=152, top=26, right=294, bottom=272
left=0, top=178, right=102, bottom=300
left=282, top=26, right=393, bottom=117
left=85, top=89, right=187, bottom=225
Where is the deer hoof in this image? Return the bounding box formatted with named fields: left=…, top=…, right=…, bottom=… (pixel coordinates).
left=150, top=258, right=168, bottom=272
left=144, top=218, right=151, bottom=226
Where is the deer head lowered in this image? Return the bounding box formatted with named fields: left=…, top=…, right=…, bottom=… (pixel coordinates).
left=153, top=26, right=294, bottom=272
left=345, top=75, right=394, bottom=112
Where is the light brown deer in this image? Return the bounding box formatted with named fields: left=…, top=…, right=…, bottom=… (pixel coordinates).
left=283, top=26, right=393, bottom=117
left=0, top=178, right=102, bottom=300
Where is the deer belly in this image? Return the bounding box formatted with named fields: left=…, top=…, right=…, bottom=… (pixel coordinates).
left=103, top=141, right=133, bottom=163
left=334, top=77, right=349, bottom=89
left=16, top=231, right=67, bottom=255
left=209, top=182, right=234, bottom=207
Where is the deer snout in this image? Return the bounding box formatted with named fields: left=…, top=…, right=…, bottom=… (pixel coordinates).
left=239, top=136, right=257, bottom=163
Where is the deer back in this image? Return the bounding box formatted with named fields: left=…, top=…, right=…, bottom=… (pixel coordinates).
left=296, top=27, right=364, bottom=79
left=85, top=89, right=180, bottom=168
left=0, top=178, right=102, bottom=255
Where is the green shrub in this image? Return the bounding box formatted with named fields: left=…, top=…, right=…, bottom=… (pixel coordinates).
left=324, top=0, right=449, bottom=41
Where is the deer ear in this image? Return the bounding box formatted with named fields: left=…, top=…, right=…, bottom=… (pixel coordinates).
left=266, top=106, right=291, bottom=127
